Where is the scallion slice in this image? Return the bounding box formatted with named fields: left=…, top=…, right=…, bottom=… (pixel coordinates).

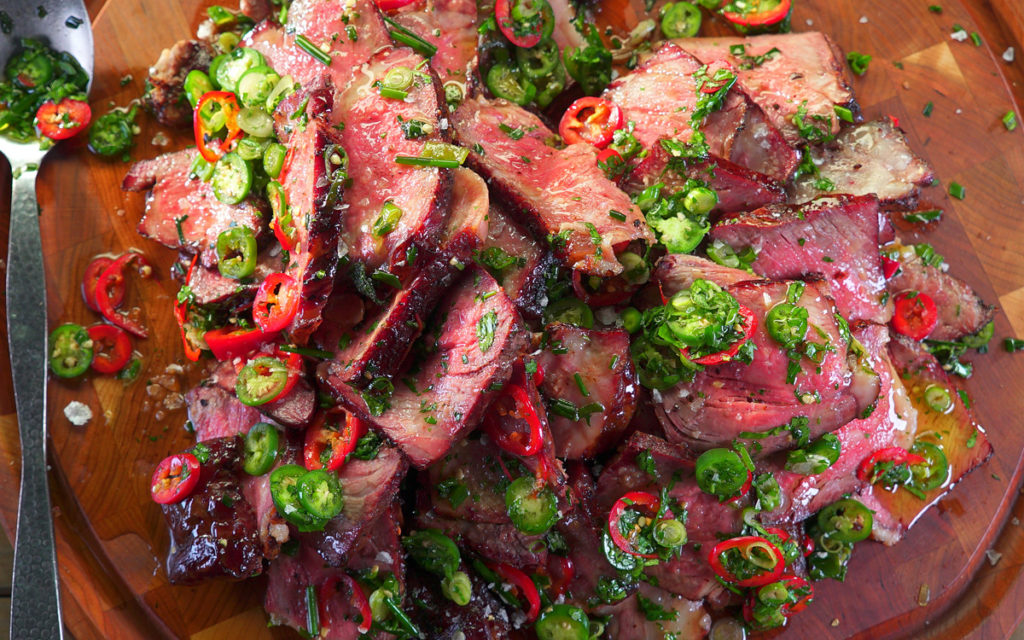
left=949, top=182, right=966, bottom=200
left=295, top=34, right=331, bottom=66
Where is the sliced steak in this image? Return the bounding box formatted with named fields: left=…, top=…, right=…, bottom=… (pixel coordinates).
left=594, top=432, right=743, bottom=603
left=186, top=385, right=262, bottom=442
left=425, top=437, right=518, bottom=524
left=478, top=202, right=555, bottom=324
left=710, top=194, right=891, bottom=323
left=338, top=47, right=454, bottom=274
left=537, top=323, right=638, bottom=459
left=453, top=96, right=653, bottom=277
left=265, top=507, right=403, bottom=638
left=653, top=253, right=755, bottom=293
left=143, top=39, right=214, bottom=127
left=788, top=120, right=935, bottom=207
left=246, top=0, right=391, bottom=90
left=760, top=323, right=915, bottom=526
left=161, top=436, right=263, bottom=584
left=407, top=563, right=513, bottom=639
left=417, top=510, right=548, bottom=568
left=319, top=168, right=487, bottom=390
left=391, top=0, right=479, bottom=91
left=303, top=441, right=409, bottom=566
left=653, top=277, right=880, bottom=456
left=325, top=267, right=528, bottom=467
left=605, top=584, right=711, bottom=640
left=605, top=42, right=798, bottom=186
left=210, top=360, right=317, bottom=428
left=186, top=248, right=285, bottom=308
left=885, top=244, right=996, bottom=341
left=676, top=32, right=856, bottom=146
left=273, top=85, right=348, bottom=343
left=124, top=148, right=267, bottom=269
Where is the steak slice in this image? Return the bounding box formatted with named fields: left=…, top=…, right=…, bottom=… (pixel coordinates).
left=605, top=42, right=798, bottom=186
left=594, top=432, right=743, bottom=603
left=453, top=96, right=653, bottom=277
left=654, top=277, right=880, bottom=456
left=406, top=563, right=512, bottom=639
left=245, top=0, right=391, bottom=90
left=161, top=436, right=263, bottom=584
left=143, top=39, right=214, bottom=127
left=303, top=441, right=409, bottom=566
left=338, top=47, right=454, bottom=274
left=537, top=323, right=638, bottom=459
left=478, top=202, right=555, bottom=324
left=325, top=267, right=528, bottom=468
left=788, top=120, right=935, bottom=207
left=710, top=194, right=891, bottom=323
left=653, top=253, right=755, bottom=293
left=265, top=506, right=404, bottom=638
left=319, top=167, right=488, bottom=390
left=186, top=385, right=262, bottom=442
left=124, top=148, right=267, bottom=269
left=676, top=32, right=856, bottom=146
left=391, top=0, right=479, bottom=92
left=274, top=84, right=348, bottom=344
left=186, top=248, right=285, bottom=309
left=760, top=323, right=915, bottom=527
left=885, top=243, right=996, bottom=341
left=210, top=360, right=317, bottom=428
left=605, top=584, right=711, bottom=640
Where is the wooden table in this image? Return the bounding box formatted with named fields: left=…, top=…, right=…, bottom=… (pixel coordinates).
left=0, top=0, right=1022, bottom=638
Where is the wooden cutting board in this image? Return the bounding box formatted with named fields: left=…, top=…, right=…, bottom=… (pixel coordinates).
left=0, top=0, right=1022, bottom=638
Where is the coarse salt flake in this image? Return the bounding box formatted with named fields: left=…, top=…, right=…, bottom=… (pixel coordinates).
left=951, top=29, right=969, bottom=42
left=1003, top=47, right=1015, bottom=63
left=64, top=401, right=93, bottom=426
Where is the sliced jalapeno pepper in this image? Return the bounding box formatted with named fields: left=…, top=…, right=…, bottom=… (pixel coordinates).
left=543, top=297, right=594, bottom=329
left=765, top=302, right=808, bottom=349
left=297, top=469, right=345, bottom=520
left=243, top=422, right=280, bottom=476
left=184, top=70, right=215, bottom=109
left=211, top=151, right=253, bottom=204
left=403, top=529, right=461, bottom=578
left=695, top=448, right=749, bottom=500
left=236, top=356, right=290, bottom=406
left=269, top=464, right=328, bottom=531
left=236, top=65, right=281, bottom=109
left=213, top=46, right=265, bottom=93
left=817, top=498, right=873, bottom=543
left=215, top=227, right=258, bottom=279
left=88, top=108, right=137, bottom=157
left=661, top=2, right=702, bottom=38
left=486, top=63, right=536, bottom=106
left=534, top=604, right=590, bottom=640
left=49, top=323, right=94, bottom=378
left=909, top=441, right=949, bottom=493
left=515, top=38, right=560, bottom=80
left=505, top=477, right=558, bottom=535
left=263, top=142, right=288, bottom=178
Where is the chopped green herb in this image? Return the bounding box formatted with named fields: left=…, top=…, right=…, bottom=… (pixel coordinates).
left=923, top=101, right=934, bottom=117
left=847, top=51, right=872, bottom=76
left=1003, top=110, right=1018, bottom=132
left=949, top=182, right=966, bottom=200
left=903, top=209, right=942, bottom=224
left=834, top=105, right=854, bottom=123
left=1005, top=338, right=1024, bottom=352
left=477, top=310, right=498, bottom=352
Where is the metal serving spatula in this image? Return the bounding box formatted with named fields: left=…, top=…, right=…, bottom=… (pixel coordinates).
left=0, top=1, right=94, bottom=638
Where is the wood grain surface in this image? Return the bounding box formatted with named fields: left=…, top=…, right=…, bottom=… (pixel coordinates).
left=0, top=0, right=1023, bottom=639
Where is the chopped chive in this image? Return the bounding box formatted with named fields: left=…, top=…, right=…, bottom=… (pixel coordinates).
left=928, top=4, right=942, bottom=13
left=923, top=101, right=934, bottom=117
left=279, top=344, right=336, bottom=359
left=383, top=16, right=438, bottom=58
left=1006, top=338, right=1024, bottom=352
left=1003, top=110, right=1018, bottom=131
left=380, top=87, right=408, bottom=100
left=295, top=34, right=332, bottom=66
left=834, top=105, right=854, bottom=123
left=846, top=51, right=872, bottom=76
left=608, top=210, right=627, bottom=221
left=371, top=270, right=403, bottom=289
left=949, top=182, right=966, bottom=199
left=970, top=32, right=982, bottom=47
left=65, top=15, right=83, bottom=28
left=574, top=372, right=590, bottom=397
left=395, top=155, right=461, bottom=168
left=903, top=209, right=942, bottom=223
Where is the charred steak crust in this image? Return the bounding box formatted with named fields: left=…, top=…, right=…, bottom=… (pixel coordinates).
left=143, top=39, right=214, bottom=128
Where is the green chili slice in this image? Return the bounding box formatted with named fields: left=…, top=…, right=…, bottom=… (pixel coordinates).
left=269, top=464, right=328, bottom=531
left=215, top=227, right=258, bottom=279
left=49, top=323, right=93, bottom=378
left=297, top=469, right=345, bottom=520
left=660, top=2, right=702, bottom=38
left=212, top=151, right=254, bottom=205
left=817, top=498, right=873, bottom=543
left=243, top=422, right=280, bottom=475
left=486, top=63, right=537, bottom=106
left=505, top=477, right=558, bottom=535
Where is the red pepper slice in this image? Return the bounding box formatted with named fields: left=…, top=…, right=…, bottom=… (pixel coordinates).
left=881, top=256, right=901, bottom=280
left=268, top=182, right=298, bottom=251
left=304, top=412, right=365, bottom=471
left=494, top=0, right=544, bottom=49
left=151, top=452, right=201, bottom=504
left=275, top=348, right=304, bottom=400
left=254, top=273, right=301, bottom=334
left=175, top=255, right=203, bottom=361
left=319, top=574, right=372, bottom=635
left=708, top=535, right=785, bottom=587
left=488, top=562, right=542, bottom=623
left=890, top=291, right=938, bottom=340
left=558, top=97, right=625, bottom=148
left=608, top=491, right=661, bottom=559
left=35, top=98, right=91, bottom=140
left=375, top=0, right=418, bottom=9
left=82, top=256, right=125, bottom=312
left=95, top=252, right=150, bottom=338
left=87, top=324, right=133, bottom=374
left=204, top=326, right=275, bottom=361
left=856, top=446, right=926, bottom=484
left=680, top=305, right=758, bottom=366
left=721, top=0, right=792, bottom=28
left=888, top=114, right=900, bottom=129
left=193, top=91, right=242, bottom=163
left=482, top=383, right=544, bottom=457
